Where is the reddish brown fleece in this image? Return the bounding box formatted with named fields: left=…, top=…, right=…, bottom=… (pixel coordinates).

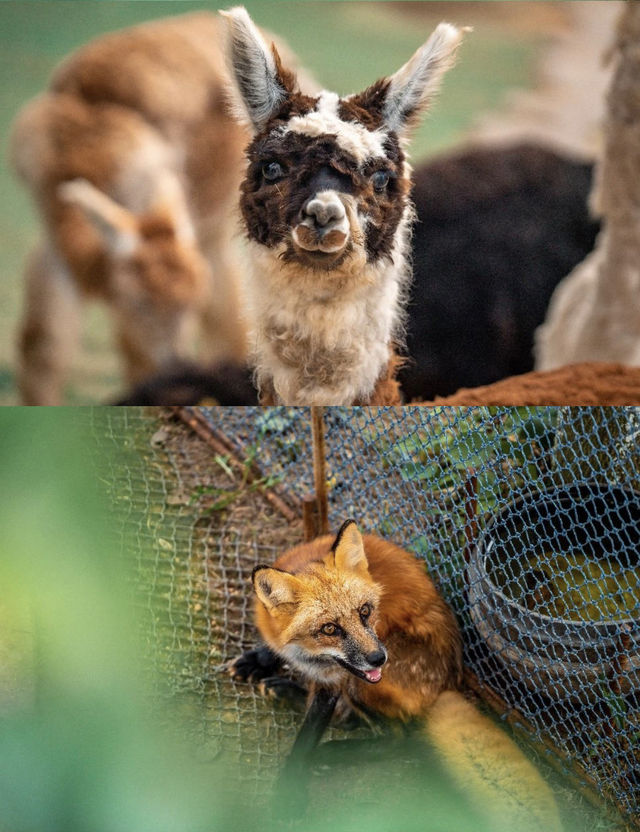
left=417, top=363, right=640, bottom=406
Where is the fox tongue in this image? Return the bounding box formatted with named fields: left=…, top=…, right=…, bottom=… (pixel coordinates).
left=364, top=668, right=382, bottom=683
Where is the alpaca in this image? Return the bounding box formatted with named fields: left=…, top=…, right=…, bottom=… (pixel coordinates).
left=115, top=142, right=597, bottom=407
left=10, top=12, right=248, bottom=405
left=400, top=142, right=598, bottom=401
left=221, top=7, right=466, bottom=406
left=534, top=2, right=640, bottom=372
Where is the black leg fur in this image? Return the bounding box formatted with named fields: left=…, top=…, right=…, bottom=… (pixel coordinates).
left=227, top=645, right=282, bottom=682
left=275, top=689, right=339, bottom=817
left=258, top=676, right=308, bottom=709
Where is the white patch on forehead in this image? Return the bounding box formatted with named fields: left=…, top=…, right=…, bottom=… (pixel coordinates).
left=285, top=89, right=388, bottom=164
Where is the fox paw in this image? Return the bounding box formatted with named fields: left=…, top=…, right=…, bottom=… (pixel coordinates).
left=258, top=676, right=307, bottom=709
left=227, top=645, right=282, bottom=682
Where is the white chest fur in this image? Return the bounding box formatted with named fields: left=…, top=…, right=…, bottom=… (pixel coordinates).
left=245, top=227, right=409, bottom=405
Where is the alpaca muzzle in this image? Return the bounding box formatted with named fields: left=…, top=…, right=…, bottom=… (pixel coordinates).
left=293, top=190, right=350, bottom=256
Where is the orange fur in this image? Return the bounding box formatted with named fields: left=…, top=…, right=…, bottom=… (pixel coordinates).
left=247, top=523, right=562, bottom=831
left=255, top=529, right=461, bottom=719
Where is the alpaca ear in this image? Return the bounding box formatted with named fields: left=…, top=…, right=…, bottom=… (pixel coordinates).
left=351, top=23, right=466, bottom=137
left=220, top=6, right=295, bottom=133
left=332, top=520, right=370, bottom=577
left=148, top=172, right=196, bottom=244
left=383, top=23, right=466, bottom=134
left=252, top=566, right=302, bottom=609
left=58, top=178, right=139, bottom=254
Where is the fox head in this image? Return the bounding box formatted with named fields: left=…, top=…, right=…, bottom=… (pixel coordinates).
left=253, top=520, right=387, bottom=685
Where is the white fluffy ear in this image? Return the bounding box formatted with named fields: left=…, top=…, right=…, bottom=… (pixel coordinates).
left=382, top=23, right=466, bottom=135
left=219, top=6, right=293, bottom=133
left=149, top=172, right=195, bottom=244
left=58, top=178, right=138, bottom=254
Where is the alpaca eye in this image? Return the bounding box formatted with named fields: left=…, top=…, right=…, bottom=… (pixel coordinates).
left=371, top=170, right=390, bottom=191
left=321, top=623, right=337, bottom=636
left=262, top=161, right=285, bottom=182
left=359, top=603, right=372, bottom=621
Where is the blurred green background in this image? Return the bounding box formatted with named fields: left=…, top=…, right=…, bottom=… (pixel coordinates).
left=0, top=0, right=551, bottom=405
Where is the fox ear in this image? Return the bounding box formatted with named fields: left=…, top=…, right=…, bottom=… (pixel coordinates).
left=332, top=520, right=369, bottom=577
left=252, top=565, right=302, bottom=609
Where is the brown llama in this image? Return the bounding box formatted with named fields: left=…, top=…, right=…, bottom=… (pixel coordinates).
left=221, top=7, right=466, bottom=405
left=10, top=12, right=248, bottom=405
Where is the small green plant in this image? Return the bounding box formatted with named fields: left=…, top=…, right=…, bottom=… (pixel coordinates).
left=254, top=407, right=306, bottom=463
left=598, top=675, right=630, bottom=735
left=392, top=407, right=557, bottom=513
left=190, top=441, right=283, bottom=515
left=374, top=408, right=559, bottom=580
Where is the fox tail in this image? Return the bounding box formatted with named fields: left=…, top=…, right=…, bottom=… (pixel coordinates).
left=424, top=690, right=563, bottom=832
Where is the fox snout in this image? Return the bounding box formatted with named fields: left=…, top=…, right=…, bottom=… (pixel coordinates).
left=365, top=648, right=387, bottom=668
left=338, top=635, right=388, bottom=684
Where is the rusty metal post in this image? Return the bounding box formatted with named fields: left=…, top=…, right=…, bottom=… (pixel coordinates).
left=302, top=495, right=320, bottom=542
left=463, top=468, right=478, bottom=568
left=311, top=406, right=330, bottom=536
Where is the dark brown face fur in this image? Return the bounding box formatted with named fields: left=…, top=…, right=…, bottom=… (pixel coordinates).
left=239, top=115, right=410, bottom=266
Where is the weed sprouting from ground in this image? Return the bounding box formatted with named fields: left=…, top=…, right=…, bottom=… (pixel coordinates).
left=190, top=440, right=284, bottom=515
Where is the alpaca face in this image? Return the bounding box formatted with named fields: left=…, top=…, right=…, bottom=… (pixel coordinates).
left=239, top=92, right=411, bottom=272
left=223, top=7, right=465, bottom=278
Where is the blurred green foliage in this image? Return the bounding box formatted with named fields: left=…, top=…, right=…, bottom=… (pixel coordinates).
left=0, top=409, right=223, bottom=832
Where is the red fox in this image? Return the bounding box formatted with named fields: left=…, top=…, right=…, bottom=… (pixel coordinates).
left=230, top=520, right=563, bottom=831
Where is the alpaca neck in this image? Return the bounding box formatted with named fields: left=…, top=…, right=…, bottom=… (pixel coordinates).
left=245, top=232, right=409, bottom=405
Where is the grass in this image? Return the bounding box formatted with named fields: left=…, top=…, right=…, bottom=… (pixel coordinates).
left=0, top=0, right=543, bottom=404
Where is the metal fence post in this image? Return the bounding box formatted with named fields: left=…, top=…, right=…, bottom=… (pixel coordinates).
left=311, top=406, right=329, bottom=537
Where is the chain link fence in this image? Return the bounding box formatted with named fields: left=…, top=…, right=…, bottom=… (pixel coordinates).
left=93, top=406, right=640, bottom=826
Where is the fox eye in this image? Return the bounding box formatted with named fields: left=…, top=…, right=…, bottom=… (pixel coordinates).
left=320, top=623, right=338, bottom=636
left=371, top=170, right=390, bottom=191
left=262, top=161, right=285, bottom=182
left=359, top=603, right=372, bottom=621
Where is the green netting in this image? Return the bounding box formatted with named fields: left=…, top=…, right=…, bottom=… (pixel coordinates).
left=91, top=406, right=640, bottom=826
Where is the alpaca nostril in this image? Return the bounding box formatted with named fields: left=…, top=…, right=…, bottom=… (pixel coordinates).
left=302, top=194, right=345, bottom=229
